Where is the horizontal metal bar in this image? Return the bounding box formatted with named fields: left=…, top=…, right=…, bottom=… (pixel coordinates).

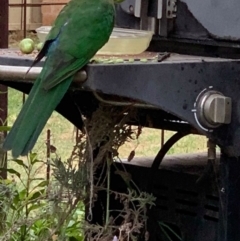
left=0, top=65, right=87, bottom=83
left=9, top=2, right=66, bottom=7
left=0, top=65, right=40, bottom=82
left=0, top=65, right=159, bottom=109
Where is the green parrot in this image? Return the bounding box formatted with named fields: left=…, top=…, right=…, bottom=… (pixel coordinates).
left=3, top=0, right=117, bottom=158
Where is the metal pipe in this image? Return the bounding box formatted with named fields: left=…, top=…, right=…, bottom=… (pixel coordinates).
left=161, top=129, right=164, bottom=148
left=9, top=2, right=67, bottom=7
left=148, top=131, right=191, bottom=191
left=0, top=0, right=9, bottom=180
left=0, top=0, right=9, bottom=48
left=93, top=91, right=159, bottom=109
left=0, top=65, right=87, bottom=83
left=46, top=129, right=51, bottom=182
left=0, top=65, right=159, bottom=109
left=140, top=0, right=149, bottom=30
left=207, top=138, right=216, bottom=161
left=196, top=138, right=217, bottom=184
left=23, top=0, right=27, bottom=38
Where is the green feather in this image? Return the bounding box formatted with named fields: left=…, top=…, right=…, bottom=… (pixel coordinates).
left=3, top=0, right=115, bottom=158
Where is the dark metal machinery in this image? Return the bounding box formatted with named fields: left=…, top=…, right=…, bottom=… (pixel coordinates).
left=1, top=0, right=240, bottom=240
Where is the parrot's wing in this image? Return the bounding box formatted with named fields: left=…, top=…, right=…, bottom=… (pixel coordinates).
left=40, top=50, right=88, bottom=91
left=27, top=0, right=83, bottom=71
left=39, top=1, right=114, bottom=90
left=25, top=13, right=67, bottom=73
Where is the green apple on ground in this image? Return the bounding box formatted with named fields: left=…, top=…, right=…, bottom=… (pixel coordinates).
left=19, top=38, right=35, bottom=54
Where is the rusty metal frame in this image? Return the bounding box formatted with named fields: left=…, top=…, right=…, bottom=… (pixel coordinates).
left=0, top=0, right=9, bottom=48
left=0, top=0, right=8, bottom=179
left=8, top=1, right=68, bottom=38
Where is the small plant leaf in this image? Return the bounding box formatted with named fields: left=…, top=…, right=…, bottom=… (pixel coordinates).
left=0, top=168, right=21, bottom=178
left=28, top=189, right=46, bottom=201
left=12, top=193, right=20, bottom=206
left=10, top=204, right=17, bottom=210
left=0, top=179, right=13, bottom=185
left=10, top=159, right=28, bottom=169
left=29, top=152, right=37, bottom=162
left=36, top=180, right=49, bottom=188
left=0, top=126, right=11, bottom=131
left=19, top=189, right=27, bottom=199
left=28, top=203, right=46, bottom=213
left=31, top=178, right=45, bottom=181
left=158, top=221, right=182, bottom=241
left=31, top=158, right=43, bottom=165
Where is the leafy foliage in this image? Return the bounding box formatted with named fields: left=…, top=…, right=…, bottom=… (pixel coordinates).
left=0, top=104, right=156, bottom=241
left=0, top=153, right=84, bottom=241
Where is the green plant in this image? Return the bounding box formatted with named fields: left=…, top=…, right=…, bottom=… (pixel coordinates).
left=158, top=221, right=182, bottom=241
left=0, top=153, right=85, bottom=241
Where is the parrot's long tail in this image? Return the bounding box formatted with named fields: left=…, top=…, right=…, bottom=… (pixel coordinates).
left=3, top=75, right=73, bottom=158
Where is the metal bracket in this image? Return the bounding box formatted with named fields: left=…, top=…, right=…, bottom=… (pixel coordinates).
left=158, top=0, right=177, bottom=36
left=120, top=0, right=141, bottom=17
left=119, top=0, right=177, bottom=19
left=166, top=0, right=177, bottom=19
left=120, top=0, right=149, bottom=30
left=157, top=0, right=163, bottom=19
left=119, top=0, right=177, bottom=34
